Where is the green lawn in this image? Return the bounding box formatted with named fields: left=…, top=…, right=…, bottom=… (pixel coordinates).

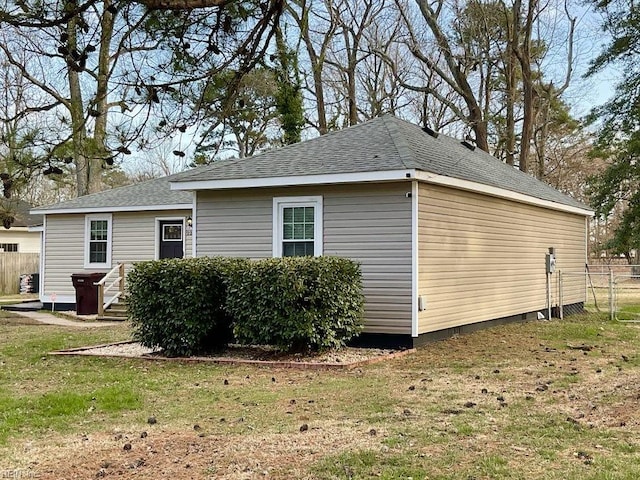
left=0, top=312, right=639, bottom=479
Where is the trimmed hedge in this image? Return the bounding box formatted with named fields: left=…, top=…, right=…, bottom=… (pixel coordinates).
left=226, top=256, right=365, bottom=352
left=128, top=256, right=365, bottom=355
left=128, top=257, right=246, bottom=357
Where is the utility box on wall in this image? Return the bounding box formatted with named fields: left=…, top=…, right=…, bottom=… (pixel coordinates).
left=546, top=248, right=556, bottom=274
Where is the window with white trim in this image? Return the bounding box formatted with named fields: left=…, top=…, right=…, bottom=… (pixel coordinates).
left=84, top=214, right=112, bottom=268
left=0, top=243, right=18, bottom=252
left=273, top=196, right=323, bottom=257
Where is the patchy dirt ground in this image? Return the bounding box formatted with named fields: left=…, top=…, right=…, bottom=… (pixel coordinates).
left=3, top=319, right=640, bottom=479
left=55, top=341, right=407, bottom=368
left=19, top=421, right=381, bottom=480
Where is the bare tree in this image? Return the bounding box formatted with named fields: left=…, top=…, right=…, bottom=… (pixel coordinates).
left=1, top=0, right=284, bottom=196
left=393, top=0, right=577, bottom=174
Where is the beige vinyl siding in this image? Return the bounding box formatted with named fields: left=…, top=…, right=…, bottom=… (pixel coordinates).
left=196, top=183, right=412, bottom=334
left=43, top=209, right=192, bottom=299
left=418, top=183, right=587, bottom=334
left=112, top=210, right=192, bottom=269
left=43, top=214, right=84, bottom=298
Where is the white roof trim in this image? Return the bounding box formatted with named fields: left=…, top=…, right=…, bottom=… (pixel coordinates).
left=169, top=167, right=591, bottom=216
left=415, top=171, right=594, bottom=216
left=27, top=225, right=44, bottom=232
left=31, top=203, right=193, bottom=215
left=170, top=169, right=414, bottom=190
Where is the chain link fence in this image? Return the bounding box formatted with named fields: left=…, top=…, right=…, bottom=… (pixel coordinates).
left=559, top=264, right=640, bottom=323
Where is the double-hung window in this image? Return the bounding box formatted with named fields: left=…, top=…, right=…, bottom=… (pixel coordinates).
left=273, top=196, right=323, bottom=257
left=84, top=214, right=112, bottom=268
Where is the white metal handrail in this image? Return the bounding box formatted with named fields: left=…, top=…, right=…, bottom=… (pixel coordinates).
left=95, top=263, right=125, bottom=316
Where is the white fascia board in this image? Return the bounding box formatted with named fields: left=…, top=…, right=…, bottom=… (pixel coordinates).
left=32, top=203, right=193, bottom=215
left=28, top=225, right=44, bottom=232
left=415, top=171, right=594, bottom=217
left=169, top=169, right=415, bottom=191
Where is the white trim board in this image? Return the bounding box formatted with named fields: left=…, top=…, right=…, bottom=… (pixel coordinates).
left=171, top=170, right=414, bottom=191
left=191, top=191, right=197, bottom=258
left=32, top=204, right=193, bottom=215
left=171, top=169, right=592, bottom=217
left=411, top=180, right=419, bottom=338
left=272, top=196, right=323, bottom=257
left=40, top=216, right=46, bottom=298
left=154, top=216, right=187, bottom=260
left=84, top=213, right=112, bottom=269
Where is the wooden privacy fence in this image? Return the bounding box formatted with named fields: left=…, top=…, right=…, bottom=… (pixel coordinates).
left=0, top=253, right=40, bottom=295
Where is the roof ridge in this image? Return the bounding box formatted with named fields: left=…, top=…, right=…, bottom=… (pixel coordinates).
left=381, top=115, right=416, bottom=169
left=170, top=118, right=397, bottom=182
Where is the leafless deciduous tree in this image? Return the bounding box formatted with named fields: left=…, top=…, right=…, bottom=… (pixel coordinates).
left=394, top=0, right=576, bottom=175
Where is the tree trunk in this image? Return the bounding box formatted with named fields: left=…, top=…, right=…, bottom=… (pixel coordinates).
left=505, top=2, right=517, bottom=166
left=93, top=0, right=115, bottom=154
left=416, top=0, right=489, bottom=151
left=66, top=13, right=90, bottom=196
left=516, top=0, right=536, bottom=173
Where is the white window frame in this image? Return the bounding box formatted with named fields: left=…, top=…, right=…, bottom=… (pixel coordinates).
left=272, top=196, right=323, bottom=257
left=84, top=213, right=112, bottom=269
left=162, top=223, right=183, bottom=242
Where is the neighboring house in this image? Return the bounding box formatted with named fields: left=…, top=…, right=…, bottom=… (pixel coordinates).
left=31, top=177, right=193, bottom=309
left=167, top=115, right=593, bottom=347
left=0, top=199, right=43, bottom=253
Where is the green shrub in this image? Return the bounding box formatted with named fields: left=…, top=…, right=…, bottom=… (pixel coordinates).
left=128, top=257, right=246, bottom=357
left=226, top=256, right=364, bottom=352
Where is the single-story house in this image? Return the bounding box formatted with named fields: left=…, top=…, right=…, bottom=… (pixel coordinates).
left=33, top=115, right=593, bottom=346
left=168, top=115, right=593, bottom=347
left=31, top=177, right=193, bottom=308
left=0, top=199, right=43, bottom=253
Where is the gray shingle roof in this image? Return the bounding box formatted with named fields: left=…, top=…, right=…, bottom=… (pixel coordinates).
left=32, top=176, right=192, bottom=213
left=170, top=115, right=588, bottom=211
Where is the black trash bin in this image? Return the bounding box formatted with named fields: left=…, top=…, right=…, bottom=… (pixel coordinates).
left=71, top=272, right=105, bottom=315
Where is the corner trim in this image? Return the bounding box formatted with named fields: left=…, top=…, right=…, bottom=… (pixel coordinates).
left=192, top=191, right=197, bottom=258
left=40, top=216, right=46, bottom=298
left=411, top=180, right=419, bottom=337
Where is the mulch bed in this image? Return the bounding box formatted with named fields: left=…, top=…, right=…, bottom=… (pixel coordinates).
left=49, top=341, right=415, bottom=370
